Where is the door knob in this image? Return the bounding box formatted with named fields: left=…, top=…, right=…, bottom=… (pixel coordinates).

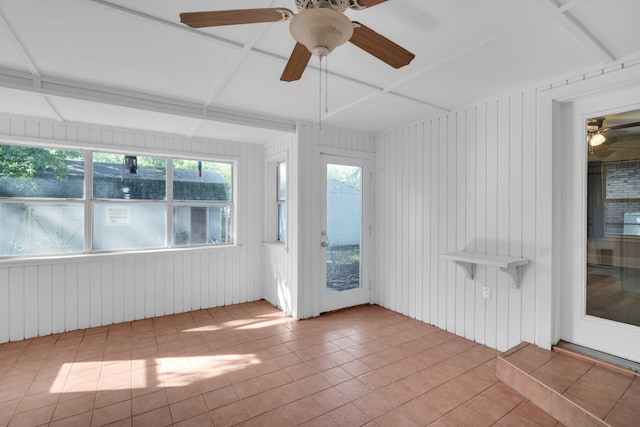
left=321, top=241, right=328, bottom=248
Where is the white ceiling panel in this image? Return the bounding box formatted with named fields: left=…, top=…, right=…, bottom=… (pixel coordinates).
left=0, top=0, right=243, bottom=103
left=0, top=24, right=30, bottom=72
left=395, top=18, right=599, bottom=110
left=107, top=0, right=283, bottom=46
left=0, top=0, right=638, bottom=140
left=214, top=51, right=378, bottom=125
left=0, top=87, right=61, bottom=120
left=325, top=93, right=446, bottom=133
left=49, top=96, right=202, bottom=136
left=565, top=0, right=640, bottom=60
left=194, top=120, right=292, bottom=145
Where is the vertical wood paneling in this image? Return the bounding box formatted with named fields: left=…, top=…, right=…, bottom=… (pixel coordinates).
left=464, top=107, right=477, bottom=340
left=38, top=265, right=52, bottom=336
left=446, top=114, right=457, bottom=333
left=163, top=256, right=174, bottom=316
left=101, top=259, right=113, bottom=326
left=77, top=262, right=91, bottom=329
left=65, top=263, right=78, bottom=331
left=112, top=259, right=125, bottom=324
left=415, top=123, right=424, bottom=322
left=521, top=90, right=538, bottom=344
left=422, top=122, right=432, bottom=323
left=474, top=104, right=488, bottom=345
left=145, top=257, right=156, bottom=316
left=455, top=112, right=466, bottom=336
left=485, top=101, right=499, bottom=349
left=182, top=254, right=192, bottom=311
left=24, top=266, right=38, bottom=338
left=376, top=90, right=541, bottom=352
left=430, top=120, right=440, bottom=326
left=0, top=116, right=269, bottom=343
left=402, top=128, right=410, bottom=316
left=496, top=98, right=511, bottom=351
left=438, top=118, right=448, bottom=329
left=509, top=94, right=525, bottom=349
left=0, top=268, right=9, bottom=342
left=90, top=261, right=101, bottom=327
left=10, top=268, right=24, bottom=341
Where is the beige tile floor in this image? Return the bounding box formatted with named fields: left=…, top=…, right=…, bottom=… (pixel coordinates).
left=0, top=301, right=561, bottom=427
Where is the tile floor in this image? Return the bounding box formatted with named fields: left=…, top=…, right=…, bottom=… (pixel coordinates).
left=0, top=301, right=561, bottom=427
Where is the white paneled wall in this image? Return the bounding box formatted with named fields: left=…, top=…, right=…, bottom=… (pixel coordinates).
left=264, top=134, right=296, bottom=314
left=376, top=92, right=539, bottom=352
left=0, top=116, right=268, bottom=343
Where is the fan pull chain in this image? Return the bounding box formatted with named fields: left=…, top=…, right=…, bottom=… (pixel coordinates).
left=325, top=55, right=329, bottom=115
left=318, top=55, right=322, bottom=130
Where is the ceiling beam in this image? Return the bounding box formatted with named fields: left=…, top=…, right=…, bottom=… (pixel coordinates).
left=0, top=5, right=64, bottom=122
left=537, top=0, right=616, bottom=63
left=186, top=0, right=284, bottom=138
left=0, top=67, right=295, bottom=133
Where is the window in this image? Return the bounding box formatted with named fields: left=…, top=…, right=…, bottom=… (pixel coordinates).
left=0, top=145, right=85, bottom=256
left=172, top=159, right=233, bottom=246
left=277, top=161, right=286, bottom=242
left=0, top=143, right=235, bottom=258
left=92, top=153, right=167, bottom=251
left=603, top=161, right=640, bottom=236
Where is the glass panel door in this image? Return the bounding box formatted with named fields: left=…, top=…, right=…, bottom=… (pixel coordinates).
left=319, top=155, right=370, bottom=313
left=587, top=108, right=640, bottom=329
left=326, top=163, right=362, bottom=294
left=560, top=88, right=640, bottom=364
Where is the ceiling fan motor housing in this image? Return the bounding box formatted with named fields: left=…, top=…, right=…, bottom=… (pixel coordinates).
left=289, top=8, right=354, bottom=57
left=296, top=0, right=352, bottom=12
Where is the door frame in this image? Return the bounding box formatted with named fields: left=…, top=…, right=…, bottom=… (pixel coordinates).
left=557, top=84, right=640, bottom=362
left=313, top=147, right=374, bottom=314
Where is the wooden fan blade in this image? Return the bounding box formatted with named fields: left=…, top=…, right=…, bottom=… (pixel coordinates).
left=281, top=43, right=312, bottom=82
left=608, top=121, right=640, bottom=131
left=349, top=21, right=415, bottom=69
left=353, top=0, right=388, bottom=8
left=180, top=8, right=293, bottom=28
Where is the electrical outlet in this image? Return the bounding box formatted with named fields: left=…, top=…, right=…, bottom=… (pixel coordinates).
left=482, top=286, right=491, bottom=300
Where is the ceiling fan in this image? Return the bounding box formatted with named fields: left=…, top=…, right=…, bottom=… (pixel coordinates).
left=588, top=117, right=640, bottom=148
left=180, top=0, right=415, bottom=82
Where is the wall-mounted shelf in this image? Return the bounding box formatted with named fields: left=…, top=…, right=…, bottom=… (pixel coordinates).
left=440, top=251, right=529, bottom=288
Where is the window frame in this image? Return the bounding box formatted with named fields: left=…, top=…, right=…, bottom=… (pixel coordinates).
left=0, top=142, right=237, bottom=259
left=277, top=160, right=286, bottom=243
left=264, top=153, right=288, bottom=248
left=602, top=160, right=640, bottom=237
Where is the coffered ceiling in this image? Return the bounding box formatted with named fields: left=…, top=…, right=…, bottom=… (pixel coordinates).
left=0, top=0, right=639, bottom=144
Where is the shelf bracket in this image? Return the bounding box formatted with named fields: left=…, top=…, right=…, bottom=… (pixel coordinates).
left=453, top=261, right=476, bottom=280
left=500, top=265, right=522, bottom=289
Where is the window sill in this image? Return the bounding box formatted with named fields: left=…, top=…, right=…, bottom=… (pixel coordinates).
left=263, top=242, right=288, bottom=252
left=0, top=244, right=238, bottom=266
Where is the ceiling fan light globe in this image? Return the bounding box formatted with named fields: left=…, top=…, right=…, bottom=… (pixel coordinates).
left=589, top=133, right=606, bottom=147
left=289, top=9, right=354, bottom=57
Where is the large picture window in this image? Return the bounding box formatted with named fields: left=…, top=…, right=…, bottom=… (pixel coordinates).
left=0, top=143, right=235, bottom=258
left=0, top=145, right=85, bottom=256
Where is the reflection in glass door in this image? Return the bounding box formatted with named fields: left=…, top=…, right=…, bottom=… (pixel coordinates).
left=587, top=109, right=640, bottom=329
left=319, top=155, right=370, bottom=313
